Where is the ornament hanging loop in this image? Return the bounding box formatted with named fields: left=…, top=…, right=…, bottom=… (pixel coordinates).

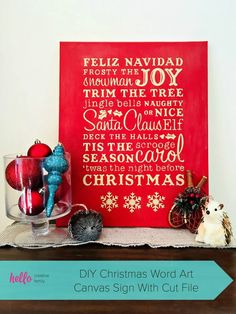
left=72, top=203, right=89, bottom=214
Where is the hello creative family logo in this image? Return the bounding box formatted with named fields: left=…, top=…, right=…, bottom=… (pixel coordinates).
left=9, top=272, right=32, bottom=284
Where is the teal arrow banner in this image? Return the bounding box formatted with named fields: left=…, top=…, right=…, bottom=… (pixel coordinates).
left=0, top=261, right=233, bottom=300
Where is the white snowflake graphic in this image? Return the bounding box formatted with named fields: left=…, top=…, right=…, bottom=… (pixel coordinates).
left=147, top=192, right=165, bottom=212
left=100, top=192, right=118, bottom=212
left=123, top=192, right=141, bottom=213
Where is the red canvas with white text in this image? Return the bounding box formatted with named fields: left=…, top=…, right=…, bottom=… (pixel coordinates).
left=57, top=42, right=208, bottom=227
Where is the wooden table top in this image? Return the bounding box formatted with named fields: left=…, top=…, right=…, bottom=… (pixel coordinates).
left=0, top=245, right=235, bottom=314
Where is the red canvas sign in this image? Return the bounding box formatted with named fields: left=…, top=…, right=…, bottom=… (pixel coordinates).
left=58, top=42, right=208, bottom=227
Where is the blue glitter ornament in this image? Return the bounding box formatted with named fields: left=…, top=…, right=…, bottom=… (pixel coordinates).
left=43, top=143, right=69, bottom=217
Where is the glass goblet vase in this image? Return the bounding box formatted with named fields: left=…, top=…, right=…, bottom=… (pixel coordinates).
left=3, top=154, right=71, bottom=248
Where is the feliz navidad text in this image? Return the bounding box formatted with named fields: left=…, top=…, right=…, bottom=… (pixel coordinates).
left=82, top=57, right=183, bottom=97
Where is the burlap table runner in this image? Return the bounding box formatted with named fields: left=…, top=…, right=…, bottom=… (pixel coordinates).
left=0, top=222, right=235, bottom=249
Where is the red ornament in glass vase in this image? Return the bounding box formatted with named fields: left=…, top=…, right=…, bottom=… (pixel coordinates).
left=5, top=156, right=43, bottom=191
left=27, top=139, right=52, bottom=158
left=18, top=190, right=44, bottom=216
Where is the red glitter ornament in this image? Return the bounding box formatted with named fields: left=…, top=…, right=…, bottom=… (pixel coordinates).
left=18, top=190, right=44, bottom=216
left=5, top=156, right=43, bottom=191
left=27, top=140, right=52, bottom=158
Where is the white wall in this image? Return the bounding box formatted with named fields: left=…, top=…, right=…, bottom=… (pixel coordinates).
left=0, top=0, right=235, bottom=232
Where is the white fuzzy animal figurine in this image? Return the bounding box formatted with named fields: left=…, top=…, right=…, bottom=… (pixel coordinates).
left=195, top=197, right=233, bottom=246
